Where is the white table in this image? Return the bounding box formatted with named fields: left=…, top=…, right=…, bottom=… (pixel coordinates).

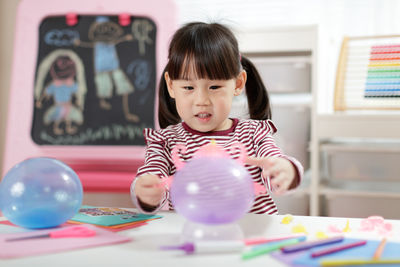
left=1, top=211, right=400, bottom=267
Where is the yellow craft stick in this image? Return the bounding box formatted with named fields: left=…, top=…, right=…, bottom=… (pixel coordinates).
left=321, top=259, right=400, bottom=266
left=373, top=237, right=387, bottom=260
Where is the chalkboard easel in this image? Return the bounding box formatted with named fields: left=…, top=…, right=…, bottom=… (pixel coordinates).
left=2, top=0, right=177, bottom=177
left=32, top=15, right=157, bottom=146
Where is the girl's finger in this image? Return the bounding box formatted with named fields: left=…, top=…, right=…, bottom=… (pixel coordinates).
left=138, top=176, right=162, bottom=187
left=262, top=169, right=270, bottom=179
left=244, top=156, right=264, bottom=167
left=140, top=185, right=165, bottom=196
left=246, top=156, right=277, bottom=169
left=270, top=173, right=290, bottom=195
left=264, top=164, right=281, bottom=178
left=271, top=173, right=286, bottom=192
left=265, top=157, right=278, bottom=167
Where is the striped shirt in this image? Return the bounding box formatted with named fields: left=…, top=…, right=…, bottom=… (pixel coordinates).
left=131, top=118, right=303, bottom=214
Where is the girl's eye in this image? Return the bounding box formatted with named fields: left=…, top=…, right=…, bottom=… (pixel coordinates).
left=210, top=85, right=221, bottom=90
left=183, top=86, right=194, bottom=90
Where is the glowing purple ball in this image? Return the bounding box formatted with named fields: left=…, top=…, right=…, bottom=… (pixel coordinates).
left=170, top=156, right=254, bottom=224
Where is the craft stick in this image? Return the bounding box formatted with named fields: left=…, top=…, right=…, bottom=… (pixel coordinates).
left=373, top=237, right=387, bottom=260
left=241, top=238, right=300, bottom=260
left=321, top=259, right=400, bottom=266
left=311, top=240, right=367, bottom=258
left=243, top=233, right=306, bottom=246
left=251, top=236, right=306, bottom=251
left=281, top=236, right=344, bottom=253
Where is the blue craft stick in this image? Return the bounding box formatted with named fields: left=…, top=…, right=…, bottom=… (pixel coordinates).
left=281, top=236, right=344, bottom=253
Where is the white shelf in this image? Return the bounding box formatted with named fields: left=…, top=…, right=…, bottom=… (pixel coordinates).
left=311, top=112, right=400, bottom=216
left=320, top=186, right=400, bottom=199
left=320, top=141, right=400, bottom=153
left=270, top=93, right=312, bottom=107
left=236, top=25, right=318, bottom=53
left=316, top=113, right=400, bottom=139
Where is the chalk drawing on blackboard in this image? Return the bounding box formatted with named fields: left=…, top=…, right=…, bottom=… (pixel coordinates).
left=127, top=59, right=152, bottom=104
left=74, top=16, right=140, bottom=122
left=131, top=19, right=154, bottom=55
left=34, top=49, right=87, bottom=135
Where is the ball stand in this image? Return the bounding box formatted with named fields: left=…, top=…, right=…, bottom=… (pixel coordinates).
left=181, top=220, right=244, bottom=242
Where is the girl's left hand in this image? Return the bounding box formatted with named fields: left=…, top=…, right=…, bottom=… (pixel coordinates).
left=245, top=156, right=298, bottom=195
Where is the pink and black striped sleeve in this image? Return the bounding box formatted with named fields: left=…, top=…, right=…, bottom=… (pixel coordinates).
left=254, top=120, right=304, bottom=191
left=130, top=128, right=171, bottom=214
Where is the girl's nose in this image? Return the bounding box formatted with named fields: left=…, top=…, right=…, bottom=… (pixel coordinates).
left=195, top=89, right=211, bottom=105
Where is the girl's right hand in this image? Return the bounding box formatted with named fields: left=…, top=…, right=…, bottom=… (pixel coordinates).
left=134, top=174, right=166, bottom=207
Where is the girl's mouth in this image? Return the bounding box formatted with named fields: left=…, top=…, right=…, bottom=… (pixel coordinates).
left=195, top=113, right=212, bottom=122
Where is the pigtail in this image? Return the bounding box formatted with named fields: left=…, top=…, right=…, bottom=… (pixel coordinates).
left=158, top=68, right=181, bottom=128
left=241, top=56, right=271, bottom=120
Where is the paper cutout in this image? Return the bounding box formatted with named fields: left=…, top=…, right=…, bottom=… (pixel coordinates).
left=316, top=231, right=328, bottom=239
left=292, top=224, right=308, bottom=234
left=359, top=216, right=393, bottom=236
left=342, top=220, right=351, bottom=233
left=327, top=225, right=342, bottom=233
left=327, top=219, right=351, bottom=234
left=281, top=214, right=293, bottom=224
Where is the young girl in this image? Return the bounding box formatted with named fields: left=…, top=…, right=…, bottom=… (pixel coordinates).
left=131, top=22, right=303, bottom=214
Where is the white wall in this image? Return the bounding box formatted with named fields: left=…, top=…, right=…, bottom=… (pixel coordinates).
left=0, top=0, right=399, bottom=174
left=175, top=0, right=400, bottom=112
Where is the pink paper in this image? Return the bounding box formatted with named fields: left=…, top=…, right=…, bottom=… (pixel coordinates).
left=0, top=224, right=131, bottom=259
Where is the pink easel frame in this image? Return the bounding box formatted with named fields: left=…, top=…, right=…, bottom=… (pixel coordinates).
left=2, top=0, right=177, bottom=188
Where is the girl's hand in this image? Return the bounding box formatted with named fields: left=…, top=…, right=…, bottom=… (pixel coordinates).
left=134, top=174, right=165, bottom=207
left=245, top=157, right=298, bottom=195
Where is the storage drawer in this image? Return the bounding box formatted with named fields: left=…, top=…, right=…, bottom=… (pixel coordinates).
left=325, top=194, right=400, bottom=219
left=272, top=103, right=311, bottom=170
left=322, top=143, right=400, bottom=182
left=247, top=56, right=311, bottom=93
left=273, top=191, right=309, bottom=216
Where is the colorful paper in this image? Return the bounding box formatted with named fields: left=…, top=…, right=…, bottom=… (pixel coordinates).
left=0, top=224, right=131, bottom=259
left=70, top=206, right=162, bottom=226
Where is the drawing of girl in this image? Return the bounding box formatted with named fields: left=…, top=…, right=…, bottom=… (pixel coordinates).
left=34, top=49, right=87, bottom=135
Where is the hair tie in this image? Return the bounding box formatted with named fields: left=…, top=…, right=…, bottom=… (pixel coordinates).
left=239, top=53, right=242, bottom=61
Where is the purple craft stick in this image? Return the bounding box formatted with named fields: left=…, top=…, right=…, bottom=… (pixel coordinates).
left=311, top=240, right=367, bottom=258
left=160, top=241, right=244, bottom=254
left=160, top=243, right=196, bottom=254
left=281, top=236, right=344, bottom=253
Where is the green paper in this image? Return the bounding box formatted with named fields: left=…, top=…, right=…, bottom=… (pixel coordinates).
left=70, top=205, right=162, bottom=226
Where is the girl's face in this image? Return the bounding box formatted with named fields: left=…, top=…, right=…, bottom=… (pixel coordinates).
left=165, top=67, right=246, bottom=132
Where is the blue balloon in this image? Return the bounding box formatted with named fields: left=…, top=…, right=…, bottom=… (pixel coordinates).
left=0, top=157, right=83, bottom=228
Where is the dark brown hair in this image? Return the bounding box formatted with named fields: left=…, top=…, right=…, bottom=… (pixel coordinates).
left=158, top=22, right=271, bottom=128
left=50, top=56, right=76, bottom=80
